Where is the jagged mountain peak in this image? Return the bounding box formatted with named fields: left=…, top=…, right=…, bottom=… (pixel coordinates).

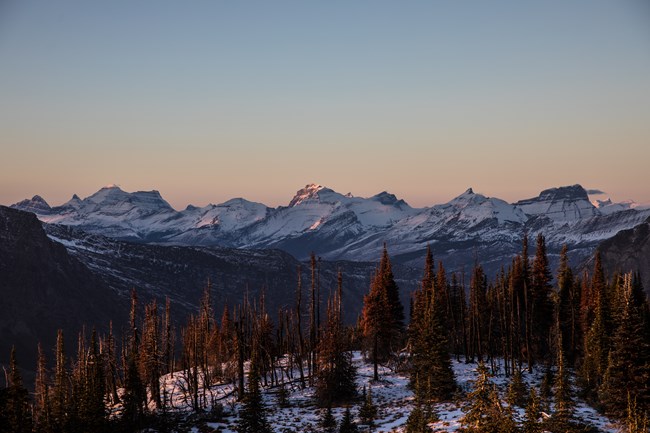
left=288, top=183, right=330, bottom=207
left=11, top=195, right=52, bottom=213
left=371, top=191, right=408, bottom=207
left=449, top=187, right=487, bottom=206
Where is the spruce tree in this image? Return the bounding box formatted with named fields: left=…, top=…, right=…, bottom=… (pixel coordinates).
left=51, top=329, right=69, bottom=431
left=316, top=275, right=357, bottom=406
left=599, top=273, right=650, bottom=416
left=0, top=347, right=32, bottom=433
left=506, top=367, right=528, bottom=408
left=626, top=393, right=650, bottom=433
left=320, top=406, right=338, bottom=433
left=236, top=349, right=272, bottom=433
left=361, top=246, right=404, bottom=380
left=405, top=403, right=434, bottom=433
left=409, top=255, right=456, bottom=402
left=552, top=336, right=573, bottom=426
left=461, top=362, right=516, bottom=433
left=339, top=406, right=359, bottom=433
left=531, top=234, right=553, bottom=363
left=523, top=388, right=542, bottom=433
left=358, top=385, right=378, bottom=429
left=34, top=342, right=51, bottom=432
left=80, top=329, right=107, bottom=432
left=580, top=252, right=610, bottom=402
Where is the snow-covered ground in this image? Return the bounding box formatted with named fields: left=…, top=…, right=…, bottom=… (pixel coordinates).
left=128, top=352, right=622, bottom=433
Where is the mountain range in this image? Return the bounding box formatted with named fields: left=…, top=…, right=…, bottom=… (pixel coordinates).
left=12, top=183, right=650, bottom=275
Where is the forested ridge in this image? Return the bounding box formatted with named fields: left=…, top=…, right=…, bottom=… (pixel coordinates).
left=1, top=236, right=648, bottom=433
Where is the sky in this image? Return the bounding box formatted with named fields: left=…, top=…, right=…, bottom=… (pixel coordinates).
left=1, top=0, right=648, bottom=209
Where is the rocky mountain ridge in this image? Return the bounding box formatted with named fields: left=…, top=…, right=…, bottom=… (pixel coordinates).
left=12, top=183, right=650, bottom=275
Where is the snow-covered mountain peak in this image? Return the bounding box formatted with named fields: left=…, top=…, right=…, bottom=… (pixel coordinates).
left=83, top=186, right=173, bottom=211
left=593, top=198, right=639, bottom=215
left=515, top=184, right=598, bottom=223
left=442, top=188, right=526, bottom=224
left=538, top=184, right=589, bottom=202
left=12, top=195, right=52, bottom=214
left=371, top=191, right=409, bottom=208
left=288, top=183, right=329, bottom=207
left=448, top=188, right=485, bottom=207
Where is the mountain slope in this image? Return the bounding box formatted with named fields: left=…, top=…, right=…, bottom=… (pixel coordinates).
left=0, top=206, right=125, bottom=374
left=596, top=216, right=650, bottom=295
left=44, top=224, right=421, bottom=325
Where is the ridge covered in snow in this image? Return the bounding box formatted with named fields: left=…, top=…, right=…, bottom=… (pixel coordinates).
left=11, top=183, right=650, bottom=270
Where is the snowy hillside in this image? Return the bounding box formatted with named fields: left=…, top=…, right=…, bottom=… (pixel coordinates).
left=132, top=353, right=621, bottom=433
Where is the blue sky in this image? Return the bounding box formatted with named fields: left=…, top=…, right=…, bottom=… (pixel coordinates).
left=1, top=0, right=648, bottom=208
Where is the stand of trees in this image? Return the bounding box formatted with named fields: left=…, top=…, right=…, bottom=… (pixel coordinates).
left=1, top=236, right=649, bottom=433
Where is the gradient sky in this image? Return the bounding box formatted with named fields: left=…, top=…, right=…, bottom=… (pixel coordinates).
left=1, top=0, right=649, bottom=209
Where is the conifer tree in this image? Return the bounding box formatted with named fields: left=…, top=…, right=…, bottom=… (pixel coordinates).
left=358, top=385, right=378, bottom=429
left=34, top=342, right=51, bottom=431
left=409, top=253, right=456, bottom=402
left=531, top=234, right=553, bottom=362
left=0, top=347, right=32, bottom=433
left=316, top=273, right=357, bottom=406
left=84, top=329, right=107, bottom=431
left=361, top=246, right=404, bottom=380
left=320, top=406, right=338, bottom=433
left=506, top=367, right=528, bottom=408
left=236, top=347, right=272, bottom=433
left=580, top=251, right=610, bottom=402
left=599, top=273, right=650, bottom=416
left=552, top=334, right=573, bottom=425
left=51, top=329, right=69, bottom=431
left=556, top=245, right=578, bottom=365
left=626, top=393, right=650, bottom=433
left=461, top=362, right=516, bottom=433
left=523, top=388, right=541, bottom=433
left=405, top=403, right=434, bottom=433
left=339, top=406, right=359, bottom=433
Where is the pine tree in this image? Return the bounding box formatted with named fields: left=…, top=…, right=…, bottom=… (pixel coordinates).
left=51, top=329, right=69, bottom=431
left=461, top=362, right=516, bottom=433
left=468, top=264, right=488, bottom=362
left=556, top=245, right=578, bottom=365
left=0, top=347, right=32, bottom=433
left=361, top=246, right=404, bottom=380
left=80, top=329, right=107, bottom=432
left=339, top=406, right=359, bottom=433
left=552, top=335, right=573, bottom=425
left=33, top=342, right=51, bottom=431
left=316, top=274, right=357, bottom=406
left=580, top=251, right=610, bottom=402
left=320, top=406, right=338, bottom=433
left=599, top=273, right=650, bottom=416
left=506, top=367, right=528, bottom=408
left=531, top=234, right=553, bottom=363
left=626, top=392, right=650, bottom=433
left=358, top=385, right=378, bottom=429
left=409, top=253, right=456, bottom=402
left=406, top=404, right=433, bottom=433
left=236, top=348, right=272, bottom=433
left=523, top=388, right=542, bottom=433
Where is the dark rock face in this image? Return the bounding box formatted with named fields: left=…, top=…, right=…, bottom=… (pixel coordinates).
left=597, top=216, right=650, bottom=295
left=0, top=206, right=125, bottom=376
